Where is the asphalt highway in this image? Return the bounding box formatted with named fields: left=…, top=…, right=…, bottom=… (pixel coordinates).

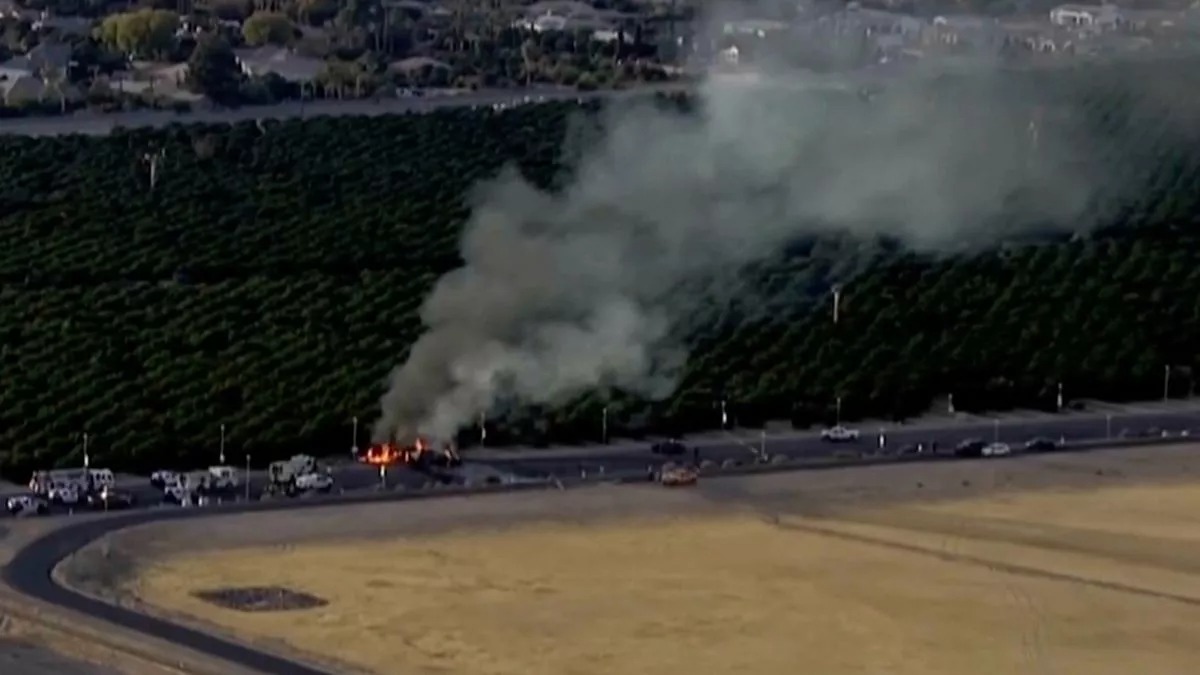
left=10, top=407, right=1200, bottom=512
left=334, top=407, right=1200, bottom=487
left=5, top=406, right=1200, bottom=675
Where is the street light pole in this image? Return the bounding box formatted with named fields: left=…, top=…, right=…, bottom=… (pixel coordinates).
left=1164, top=365, right=1171, bottom=401
left=602, top=406, right=608, bottom=444
left=244, top=453, right=251, bottom=502
left=82, top=432, right=89, bottom=469
left=351, top=415, right=359, bottom=456
left=219, top=423, right=226, bottom=465
left=831, top=285, right=841, bottom=325
left=1056, top=381, right=1063, bottom=412
left=479, top=412, right=487, bottom=446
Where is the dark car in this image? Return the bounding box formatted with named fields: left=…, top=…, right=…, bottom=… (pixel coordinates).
left=87, top=489, right=137, bottom=510
left=1024, top=437, right=1060, bottom=453
left=954, top=438, right=986, bottom=458
left=651, top=440, right=688, bottom=456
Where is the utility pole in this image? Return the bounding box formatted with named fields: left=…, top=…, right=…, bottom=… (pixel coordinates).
left=1164, top=365, right=1171, bottom=401
left=219, top=423, right=226, bottom=465
left=141, top=147, right=166, bottom=191
left=601, top=406, right=609, bottom=444
left=351, top=415, right=359, bottom=457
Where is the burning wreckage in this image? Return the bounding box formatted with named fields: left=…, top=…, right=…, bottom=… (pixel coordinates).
left=359, top=438, right=464, bottom=485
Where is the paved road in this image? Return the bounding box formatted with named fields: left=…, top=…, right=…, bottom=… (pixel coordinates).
left=0, top=84, right=691, bottom=137
left=9, top=405, right=1200, bottom=514
left=4, top=405, right=1199, bottom=675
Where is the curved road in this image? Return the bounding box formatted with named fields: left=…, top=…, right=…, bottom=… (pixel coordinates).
left=6, top=405, right=1200, bottom=675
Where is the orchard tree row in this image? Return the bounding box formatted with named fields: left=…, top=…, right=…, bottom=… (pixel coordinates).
left=3, top=60, right=1200, bottom=478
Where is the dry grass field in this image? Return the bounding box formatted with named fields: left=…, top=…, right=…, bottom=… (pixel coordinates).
left=124, top=469, right=1200, bottom=675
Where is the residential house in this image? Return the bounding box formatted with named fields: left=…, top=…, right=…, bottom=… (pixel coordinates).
left=1000, top=21, right=1068, bottom=53
left=234, top=46, right=325, bottom=83
left=853, top=8, right=924, bottom=38
left=1, top=42, right=72, bottom=75
left=0, top=0, right=32, bottom=20
left=109, top=62, right=198, bottom=102
left=931, top=14, right=1003, bottom=50
left=1121, top=8, right=1200, bottom=34
left=0, top=41, right=76, bottom=106
left=516, top=1, right=625, bottom=33
left=1049, top=4, right=1121, bottom=30
left=32, top=12, right=92, bottom=38
left=722, top=19, right=790, bottom=38
left=0, top=72, right=41, bottom=104
left=390, top=55, right=450, bottom=74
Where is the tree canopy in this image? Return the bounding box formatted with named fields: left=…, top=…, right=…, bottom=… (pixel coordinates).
left=242, top=12, right=294, bottom=48
left=4, top=60, right=1200, bottom=478
left=96, top=9, right=178, bottom=60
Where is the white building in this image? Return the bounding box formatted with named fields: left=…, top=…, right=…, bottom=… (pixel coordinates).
left=1049, top=4, right=1121, bottom=29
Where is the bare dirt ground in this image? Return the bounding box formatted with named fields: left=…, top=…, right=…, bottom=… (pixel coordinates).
left=59, top=444, right=1200, bottom=675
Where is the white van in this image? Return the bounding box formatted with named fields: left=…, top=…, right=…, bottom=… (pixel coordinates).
left=88, top=468, right=116, bottom=492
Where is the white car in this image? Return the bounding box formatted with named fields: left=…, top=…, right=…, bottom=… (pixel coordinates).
left=821, top=426, right=861, bottom=443
left=6, top=495, right=48, bottom=516
left=982, top=442, right=1012, bottom=457
left=295, top=472, right=333, bottom=493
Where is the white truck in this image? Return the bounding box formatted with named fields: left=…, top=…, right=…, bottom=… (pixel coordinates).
left=47, top=482, right=81, bottom=506
left=267, top=455, right=332, bottom=497
left=87, top=468, right=116, bottom=492
left=162, top=470, right=219, bottom=505
left=29, top=469, right=88, bottom=496
left=207, top=465, right=239, bottom=492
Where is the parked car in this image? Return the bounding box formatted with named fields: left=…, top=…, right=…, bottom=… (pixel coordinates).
left=821, top=426, right=861, bottom=443
left=954, top=438, right=986, bottom=457
left=6, top=495, right=48, bottom=516
left=650, top=439, right=687, bottom=456
left=86, top=488, right=137, bottom=510
left=982, top=442, right=1012, bottom=457
left=1024, top=437, right=1060, bottom=452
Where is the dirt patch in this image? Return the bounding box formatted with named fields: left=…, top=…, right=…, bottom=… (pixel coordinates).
left=191, top=587, right=328, bottom=613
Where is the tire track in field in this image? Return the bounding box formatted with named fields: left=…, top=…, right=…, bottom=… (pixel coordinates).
left=761, top=516, right=1200, bottom=609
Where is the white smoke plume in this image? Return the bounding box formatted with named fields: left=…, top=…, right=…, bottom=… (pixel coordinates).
left=374, top=5, right=1130, bottom=443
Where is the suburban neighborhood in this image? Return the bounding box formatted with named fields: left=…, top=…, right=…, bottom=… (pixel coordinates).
left=0, top=0, right=1199, bottom=117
